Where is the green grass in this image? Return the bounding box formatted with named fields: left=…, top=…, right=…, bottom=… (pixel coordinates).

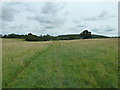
left=0, top=38, right=2, bottom=89
left=2, top=38, right=118, bottom=88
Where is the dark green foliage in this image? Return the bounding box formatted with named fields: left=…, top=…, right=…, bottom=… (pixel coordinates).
left=2, top=34, right=26, bottom=39
left=42, top=34, right=53, bottom=41
left=54, top=34, right=82, bottom=40
left=25, top=33, right=54, bottom=41
left=2, top=30, right=111, bottom=41
left=92, top=34, right=109, bottom=38
left=25, top=33, right=40, bottom=41
left=80, top=30, right=92, bottom=39
left=0, top=34, right=2, bottom=38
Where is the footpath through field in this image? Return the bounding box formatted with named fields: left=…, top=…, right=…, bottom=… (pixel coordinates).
left=7, top=41, right=66, bottom=88
left=5, top=39, right=118, bottom=88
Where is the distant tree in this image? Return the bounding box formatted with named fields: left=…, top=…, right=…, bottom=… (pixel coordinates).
left=0, top=34, right=2, bottom=38
left=2, top=35, right=7, bottom=38
left=25, top=33, right=40, bottom=41
left=80, top=30, right=92, bottom=39
left=42, top=34, right=53, bottom=41
left=28, top=33, right=33, bottom=36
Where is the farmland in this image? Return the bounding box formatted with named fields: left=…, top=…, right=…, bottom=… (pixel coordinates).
left=2, top=38, right=118, bottom=88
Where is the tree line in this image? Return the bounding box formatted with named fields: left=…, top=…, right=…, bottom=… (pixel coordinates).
left=2, top=30, right=109, bottom=41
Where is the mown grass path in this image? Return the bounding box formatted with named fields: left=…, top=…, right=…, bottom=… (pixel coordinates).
left=3, top=39, right=118, bottom=88
left=2, top=39, right=53, bottom=87
left=6, top=41, right=54, bottom=87
left=7, top=41, right=64, bottom=88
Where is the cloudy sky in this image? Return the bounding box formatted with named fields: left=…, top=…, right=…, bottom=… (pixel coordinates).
left=1, top=2, right=118, bottom=36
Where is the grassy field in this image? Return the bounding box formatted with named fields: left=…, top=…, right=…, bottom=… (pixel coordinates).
left=0, top=39, right=2, bottom=89
left=2, top=38, right=118, bottom=88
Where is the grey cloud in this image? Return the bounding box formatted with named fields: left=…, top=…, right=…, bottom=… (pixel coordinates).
left=2, top=2, right=28, bottom=22
left=25, top=7, right=35, bottom=12
left=5, top=2, right=24, bottom=6
left=29, top=16, right=52, bottom=24
left=44, top=26, right=55, bottom=29
left=103, top=26, right=115, bottom=32
left=2, top=5, right=18, bottom=22
left=72, top=19, right=87, bottom=28
left=41, top=2, right=57, bottom=15
left=41, top=2, right=66, bottom=15
left=9, top=25, right=29, bottom=29
left=0, top=5, right=2, bottom=23
left=77, top=25, right=87, bottom=28
left=92, top=28, right=99, bottom=32
left=118, top=1, right=120, bottom=36
left=29, top=15, right=64, bottom=27
left=28, top=2, right=67, bottom=30
left=72, top=20, right=79, bottom=23
left=8, top=2, right=32, bottom=12
left=3, top=24, right=29, bottom=35
left=83, top=11, right=115, bottom=21
left=91, top=25, right=115, bottom=33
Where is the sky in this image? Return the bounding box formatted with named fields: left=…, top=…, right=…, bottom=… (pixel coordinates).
left=1, top=2, right=118, bottom=36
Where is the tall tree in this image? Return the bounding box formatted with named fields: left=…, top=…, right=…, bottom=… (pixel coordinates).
left=80, top=30, right=92, bottom=39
